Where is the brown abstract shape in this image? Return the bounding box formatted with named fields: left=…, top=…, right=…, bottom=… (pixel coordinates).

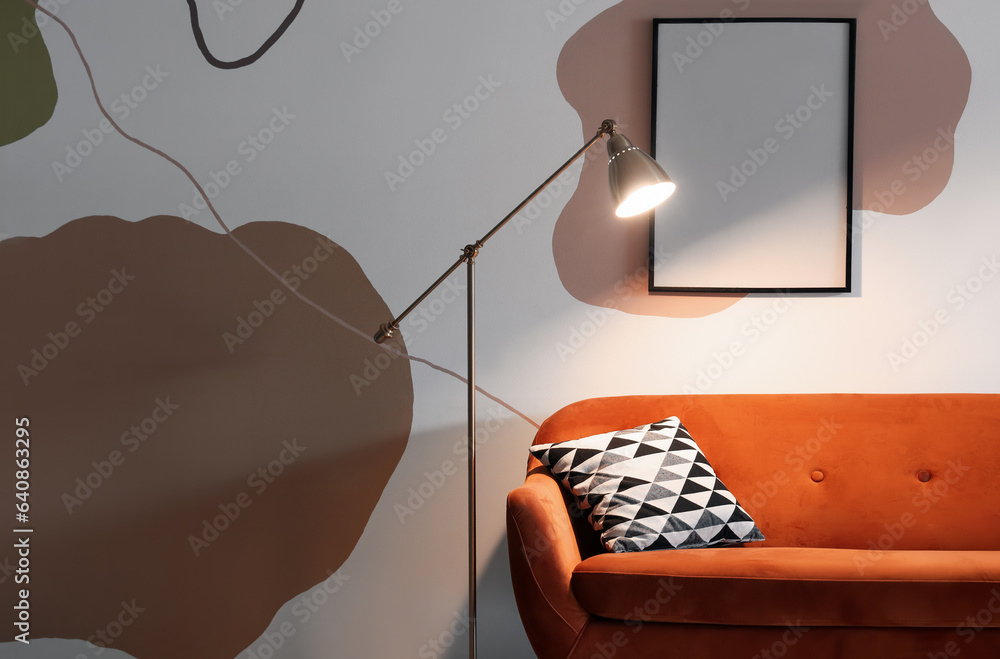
left=1, top=216, right=412, bottom=657
left=555, top=0, right=970, bottom=317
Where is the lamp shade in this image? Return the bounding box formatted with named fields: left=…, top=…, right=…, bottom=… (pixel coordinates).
left=607, top=132, right=675, bottom=218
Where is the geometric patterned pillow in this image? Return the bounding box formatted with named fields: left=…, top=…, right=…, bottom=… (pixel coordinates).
left=530, top=417, right=764, bottom=553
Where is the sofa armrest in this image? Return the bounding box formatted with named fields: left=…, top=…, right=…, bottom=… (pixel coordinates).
left=507, top=470, right=591, bottom=658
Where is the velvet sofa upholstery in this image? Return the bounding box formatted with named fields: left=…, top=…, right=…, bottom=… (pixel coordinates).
left=506, top=394, right=1000, bottom=659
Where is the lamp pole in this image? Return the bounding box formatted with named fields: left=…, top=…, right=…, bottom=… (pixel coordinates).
left=464, top=242, right=478, bottom=658
left=374, top=119, right=672, bottom=659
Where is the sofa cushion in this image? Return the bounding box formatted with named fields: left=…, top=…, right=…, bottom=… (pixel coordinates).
left=571, top=546, right=1000, bottom=627
left=529, top=416, right=764, bottom=552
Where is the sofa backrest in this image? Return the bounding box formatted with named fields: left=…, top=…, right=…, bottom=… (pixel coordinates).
left=528, top=394, right=1000, bottom=551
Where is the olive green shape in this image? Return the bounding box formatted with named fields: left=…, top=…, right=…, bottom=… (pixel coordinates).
left=1, top=1, right=58, bottom=147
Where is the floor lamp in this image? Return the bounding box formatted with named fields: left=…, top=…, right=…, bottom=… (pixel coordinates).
left=374, top=119, right=675, bottom=659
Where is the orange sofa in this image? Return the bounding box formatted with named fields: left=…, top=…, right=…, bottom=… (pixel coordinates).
left=506, top=394, right=1000, bottom=659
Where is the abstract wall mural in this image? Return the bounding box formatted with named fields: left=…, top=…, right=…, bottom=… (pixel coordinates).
left=1, top=0, right=996, bottom=657
left=553, top=0, right=971, bottom=317
left=1, top=216, right=413, bottom=657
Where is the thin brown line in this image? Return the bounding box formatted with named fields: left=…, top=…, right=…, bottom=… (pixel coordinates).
left=19, top=0, right=540, bottom=430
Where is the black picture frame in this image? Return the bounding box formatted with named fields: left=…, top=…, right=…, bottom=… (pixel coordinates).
left=650, top=18, right=856, bottom=294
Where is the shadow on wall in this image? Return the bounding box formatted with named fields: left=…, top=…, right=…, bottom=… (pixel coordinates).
left=0, top=216, right=413, bottom=658
left=553, top=0, right=971, bottom=318
left=440, top=542, right=535, bottom=659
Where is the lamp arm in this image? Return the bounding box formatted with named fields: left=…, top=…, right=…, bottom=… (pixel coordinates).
left=374, top=251, right=469, bottom=343
left=374, top=120, right=616, bottom=343
left=477, top=120, right=615, bottom=246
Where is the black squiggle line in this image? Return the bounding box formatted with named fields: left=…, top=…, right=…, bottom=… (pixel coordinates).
left=185, top=0, right=305, bottom=69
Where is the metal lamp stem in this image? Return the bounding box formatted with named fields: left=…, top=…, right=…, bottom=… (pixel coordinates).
left=466, top=248, right=477, bottom=659
left=373, top=120, right=622, bottom=659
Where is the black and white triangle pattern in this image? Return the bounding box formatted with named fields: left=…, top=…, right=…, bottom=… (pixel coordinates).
left=530, top=417, right=764, bottom=553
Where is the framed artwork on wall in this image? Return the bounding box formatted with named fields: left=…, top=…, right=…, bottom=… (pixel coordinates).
left=650, top=18, right=856, bottom=293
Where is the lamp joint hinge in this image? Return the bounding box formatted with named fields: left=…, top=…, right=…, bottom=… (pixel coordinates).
left=374, top=322, right=397, bottom=344
left=463, top=243, right=481, bottom=261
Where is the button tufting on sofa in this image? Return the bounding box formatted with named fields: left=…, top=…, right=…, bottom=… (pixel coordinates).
left=507, top=393, right=1000, bottom=659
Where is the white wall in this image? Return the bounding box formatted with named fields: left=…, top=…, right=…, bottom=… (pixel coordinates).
left=2, top=0, right=998, bottom=657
